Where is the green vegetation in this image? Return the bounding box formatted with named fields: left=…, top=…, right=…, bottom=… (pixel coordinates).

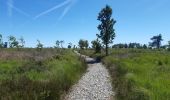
left=78, top=39, right=89, bottom=49
left=0, top=4, right=170, bottom=100
left=97, top=5, right=116, bottom=56
left=0, top=48, right=87, bottom=99
left=91, top=38, right=102, bottom=53
left=36, top=40, right=43, bottom=51
left=149, top=34, right=163, bottom=49
left=102, top=49, right=170, bottom=100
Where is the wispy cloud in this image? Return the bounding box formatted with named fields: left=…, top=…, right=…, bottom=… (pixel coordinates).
left=7, top=0, right=30, bottom=17
left=58, top=0, right=77, bottom=21
left=7, top=0, right=13, bottom=17
left=12, top=6, right=30, bottom=17
left=34, top=0, right=73, bottom=19
left=6, top=0, right=77, bottom=20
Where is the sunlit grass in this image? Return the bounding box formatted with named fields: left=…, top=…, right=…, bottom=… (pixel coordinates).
left=103, top=49, right=170, bottom=100
left=0, top=49, right=87, bottom=99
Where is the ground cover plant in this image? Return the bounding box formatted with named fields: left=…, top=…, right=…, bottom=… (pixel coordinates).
left=102, top=49, right=170, bottom=100
left=0, top=48, right=87, bottom=100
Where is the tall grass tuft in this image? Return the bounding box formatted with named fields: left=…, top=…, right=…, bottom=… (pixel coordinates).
left=103, top=49, right=170, bottom=100
left=0, top=48, right=87, bottom=99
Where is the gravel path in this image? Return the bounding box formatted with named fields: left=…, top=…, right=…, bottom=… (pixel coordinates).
left=65, top=52, right=114, bottom=100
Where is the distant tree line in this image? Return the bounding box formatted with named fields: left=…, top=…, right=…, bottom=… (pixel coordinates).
left=78, top=33, right=170, bottom=53
left=112, top=34, right=170, bottom=50
left=0, top=34, right=76, bottom=51
left=0, top=34, right=25, bottom=49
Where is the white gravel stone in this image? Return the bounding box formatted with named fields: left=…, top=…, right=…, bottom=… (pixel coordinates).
left=65, top=52, right=115, bottom=100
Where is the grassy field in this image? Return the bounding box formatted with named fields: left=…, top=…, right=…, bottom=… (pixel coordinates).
left=0, top=48, right=87, bottom=100
left=102, top=49, right=170, bottom=100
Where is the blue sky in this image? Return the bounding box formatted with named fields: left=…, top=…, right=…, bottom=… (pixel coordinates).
left=0, top=0, right=170, bottom=47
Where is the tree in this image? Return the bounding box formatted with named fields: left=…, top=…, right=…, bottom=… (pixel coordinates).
left=168, top=41, right=170, bottom=51
left=60, top=40, right=64, bottom=48
left=19, top=36, right=25, bottom=48
left=150, top=34, right=163, bottom=49
left=8, top=35, right=19, bottom=48
left=124, top=43, right=128, bottom=48
left=0, top=34, right=3, bottom=48
left=91, top=38, right=101, bottom=53
left=143, top=44, right=147, bottom=49
left=36, top=40, right=43, bottom=51
left=78, top=39, right=85, bottom=49
left=112, top=43, right=124, bottom=48
left=84, top=40, right=89, bottom=49
left=97, top=5, right=116, bottom=56
left=68, top=42, right=72, bottom=49
left=78, top=39, right=88, bottom=49
left=129, top=43, right=135, bottom=48
left=3, top=42, right=8, bottom=48
left=55, top=40, right=60, bottom=48
left=73, top=45, right=76, bottom=49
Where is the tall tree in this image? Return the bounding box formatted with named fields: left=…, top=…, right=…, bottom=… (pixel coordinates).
left=97, top=5, right=116, bottom=56
left=150, top=34, right=163, bottom=49
left=0, top=34, right=3, bottom=48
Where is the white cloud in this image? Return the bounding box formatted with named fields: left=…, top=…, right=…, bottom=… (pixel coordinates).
left=7, top=0, right=13, bottom=17
left=34, top=0, right=73, bottom=19
left=6, top=0, right=77, bottom=20
left=7, top=0, right=30, bottom=17
left=58, top=0, right=77, bottom=21
left=12, top=6, right=30, bottom=17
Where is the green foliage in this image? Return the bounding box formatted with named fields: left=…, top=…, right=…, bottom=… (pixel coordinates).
left=78, top=39, right=84, bottom=49
left=168, top=41, right=170, bottom=51
left=68, top=42, right=72, bottom=49
left=8, top=35, right=19, bottom=48
left=55, top=40, right=60, bottom=48
left=60, top=40, right=64, bottom=48
left=36, top=40, right=43, bottom=51
left=78, top=39, right=89, bottom=49
left=0, top=49, right=87, bottom=99
left=55, top=40, right=64, bottom=48
left=103, top=49, right=170, bottom=100
left=91, top=38, right=101, bottom=53
left=113, top=43, right=145, bottom=49
left=97, top=5, right=116, bottom=56
left=18, top=36, right=25, bottom=48
left=143, top=44, right=147, bottom=49
left=0, top=34, right=3, bottom=48
left=68, top=45, right=71, bottom=49
left=113, top=43, right=127, bottom=48
left=149, top=34, right=163, bottom=49
left=84, top=40, right=89, bottom=49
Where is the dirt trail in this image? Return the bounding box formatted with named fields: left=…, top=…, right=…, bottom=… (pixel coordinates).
left=65, top=51, right=114, bottom=100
